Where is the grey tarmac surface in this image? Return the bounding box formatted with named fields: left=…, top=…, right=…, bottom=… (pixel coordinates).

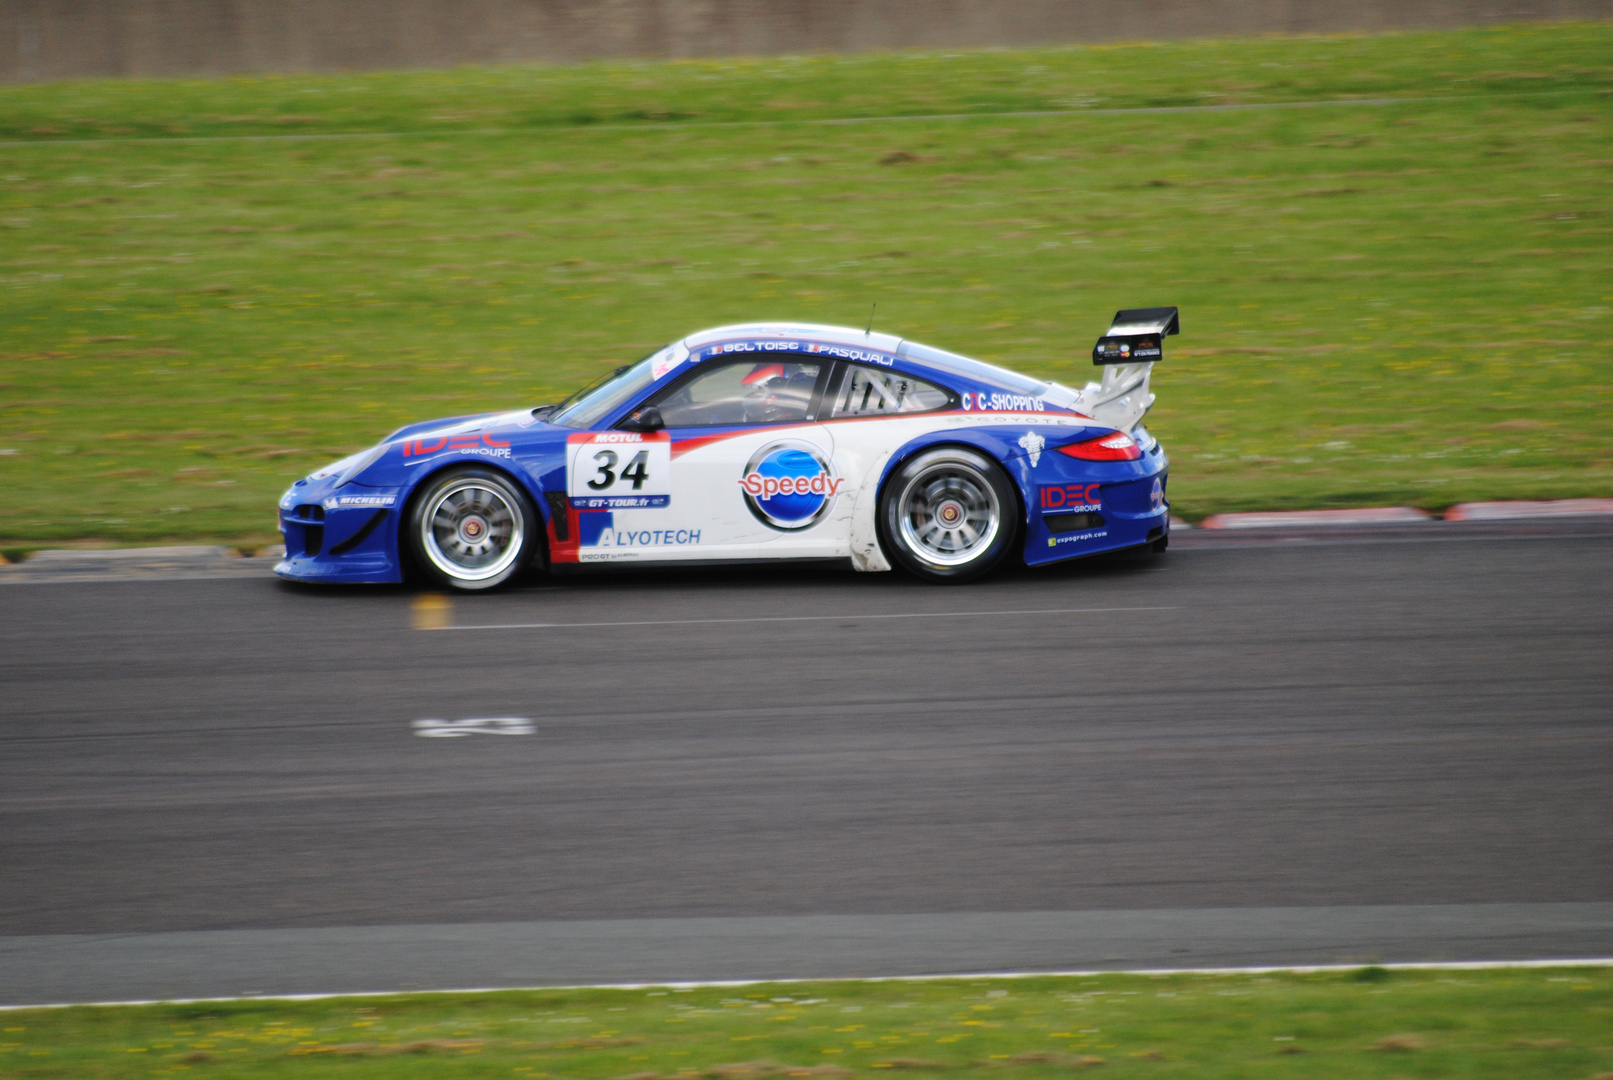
left=1, top=523, right=1610, bottom=1003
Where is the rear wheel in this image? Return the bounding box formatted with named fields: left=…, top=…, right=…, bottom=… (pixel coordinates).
left=878, top=447, right=1020, bottom=583
left=407, top=467, right=538, bottom=591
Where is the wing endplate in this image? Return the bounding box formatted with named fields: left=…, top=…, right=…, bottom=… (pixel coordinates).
left=1092, top=306, right=1180, bottom=365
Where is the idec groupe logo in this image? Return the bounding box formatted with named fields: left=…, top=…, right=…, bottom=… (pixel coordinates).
left=738, top=442, right=844, bottom=531
left=402, top=430, right=511, bottom=459
left=1040, top=483, right=1102, bottom=509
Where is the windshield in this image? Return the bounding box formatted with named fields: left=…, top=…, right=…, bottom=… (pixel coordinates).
left=550, top=354, right=661, bottom=429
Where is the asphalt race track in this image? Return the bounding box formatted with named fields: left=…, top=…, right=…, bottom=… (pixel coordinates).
left=2, top=523, right=1610, bottom=1004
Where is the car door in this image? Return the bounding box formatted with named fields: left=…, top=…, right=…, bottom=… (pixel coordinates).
left=573, top=354, right=845, bottom=562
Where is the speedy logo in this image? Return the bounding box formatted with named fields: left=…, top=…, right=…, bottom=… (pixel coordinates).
left=738, top=442, right=845, bottom=531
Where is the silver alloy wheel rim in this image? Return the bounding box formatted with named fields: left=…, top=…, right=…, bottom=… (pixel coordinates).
left=420, top=479, right=524, bottom=582
left=896, top=460, right=1001, bottom=567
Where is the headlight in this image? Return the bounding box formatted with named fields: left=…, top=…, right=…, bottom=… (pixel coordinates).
left=308, top=444, right=387, bottom=486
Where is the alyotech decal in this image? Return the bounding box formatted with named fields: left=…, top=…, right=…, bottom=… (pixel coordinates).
left=738, top=442, right=845, bottom=531
left=575, top=510, right=701, bottom=560
left=403, top=431, right=512, bottom=461
left=596, top=528, right=702, bottom=547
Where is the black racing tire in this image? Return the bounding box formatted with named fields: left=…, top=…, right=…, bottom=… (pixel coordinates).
left=406, top=466, right=540, bottom=592
left=877, top=446, right=1021, bottom=583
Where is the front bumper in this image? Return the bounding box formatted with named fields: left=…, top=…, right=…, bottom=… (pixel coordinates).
left=276, top=487, right=405, bottom=584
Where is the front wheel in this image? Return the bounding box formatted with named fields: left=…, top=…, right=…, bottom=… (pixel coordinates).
left=878, top=447, right=1020, bottom=583
left=407, top=467, right=539, bottom=591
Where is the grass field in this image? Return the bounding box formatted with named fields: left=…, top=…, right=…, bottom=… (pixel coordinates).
left=2, top=969, right=1611, bottom=1079
left=1, top=24, right=1610, bottom=547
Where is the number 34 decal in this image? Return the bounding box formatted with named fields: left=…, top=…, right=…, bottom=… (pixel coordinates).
left=567, top=432, right=672, bottom=508
left=587, top=448, right=651, bottom=491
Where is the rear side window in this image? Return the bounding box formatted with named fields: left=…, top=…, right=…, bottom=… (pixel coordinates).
left=896, top=339, right=1048, bottom=396
left=829, top=365, right=951, bottom=417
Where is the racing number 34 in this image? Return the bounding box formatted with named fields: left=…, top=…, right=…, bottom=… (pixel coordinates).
left=587, top=449, right=652, bottom=491
left=567, top=434, right=673, bottom=509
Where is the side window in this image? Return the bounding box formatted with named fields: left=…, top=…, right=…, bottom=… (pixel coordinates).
left=830, top=365, right=951, bottom=417
left=649, top=359, right=824, bottom=427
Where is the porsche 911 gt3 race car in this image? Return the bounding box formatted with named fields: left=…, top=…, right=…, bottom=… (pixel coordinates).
left=276, top=308, right=1177, bottom=589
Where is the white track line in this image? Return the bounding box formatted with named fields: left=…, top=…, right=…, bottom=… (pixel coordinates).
left=438, top=605, right=1178, bottom=631
left=4, top=957, right=1609, bottom=1011
left=0, top=88, right=1600, bottom=149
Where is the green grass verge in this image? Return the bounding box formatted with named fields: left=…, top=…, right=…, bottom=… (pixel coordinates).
left=1, top=24, right=1610, bottom=544
left=2, top=969, right=1611, bottom=1078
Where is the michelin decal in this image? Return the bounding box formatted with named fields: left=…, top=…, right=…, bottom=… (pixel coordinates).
left=323, top=494, right=397, bottom=509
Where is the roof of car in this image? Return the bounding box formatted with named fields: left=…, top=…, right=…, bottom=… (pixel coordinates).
left=682, top=322, right=904, bottom=355
left=676, top=321, right=1060, bottom=401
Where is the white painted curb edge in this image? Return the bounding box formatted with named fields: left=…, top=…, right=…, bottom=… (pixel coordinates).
left=1201, top=499, right=1613, bottom=530
left=3, top=957, right=1610, bottom=1011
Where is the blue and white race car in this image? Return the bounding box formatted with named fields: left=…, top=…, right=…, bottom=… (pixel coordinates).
left=276, top=308, right=1177, bottom=589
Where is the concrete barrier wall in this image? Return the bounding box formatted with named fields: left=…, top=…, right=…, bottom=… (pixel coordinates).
left=4, top=0, right=1611, bottom=83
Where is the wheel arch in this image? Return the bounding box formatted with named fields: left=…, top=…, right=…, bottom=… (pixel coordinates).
left=870, top=435, right=1029, bottom=581
left=398, top=458, right=551, bottom=576
left=873, top=432, right=1029, bottom=529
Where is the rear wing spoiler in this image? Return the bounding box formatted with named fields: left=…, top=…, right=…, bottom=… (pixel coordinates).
left=1092, top=306, right=1178, bottom=365
left=1075, top=306, right=1179, bottom=431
